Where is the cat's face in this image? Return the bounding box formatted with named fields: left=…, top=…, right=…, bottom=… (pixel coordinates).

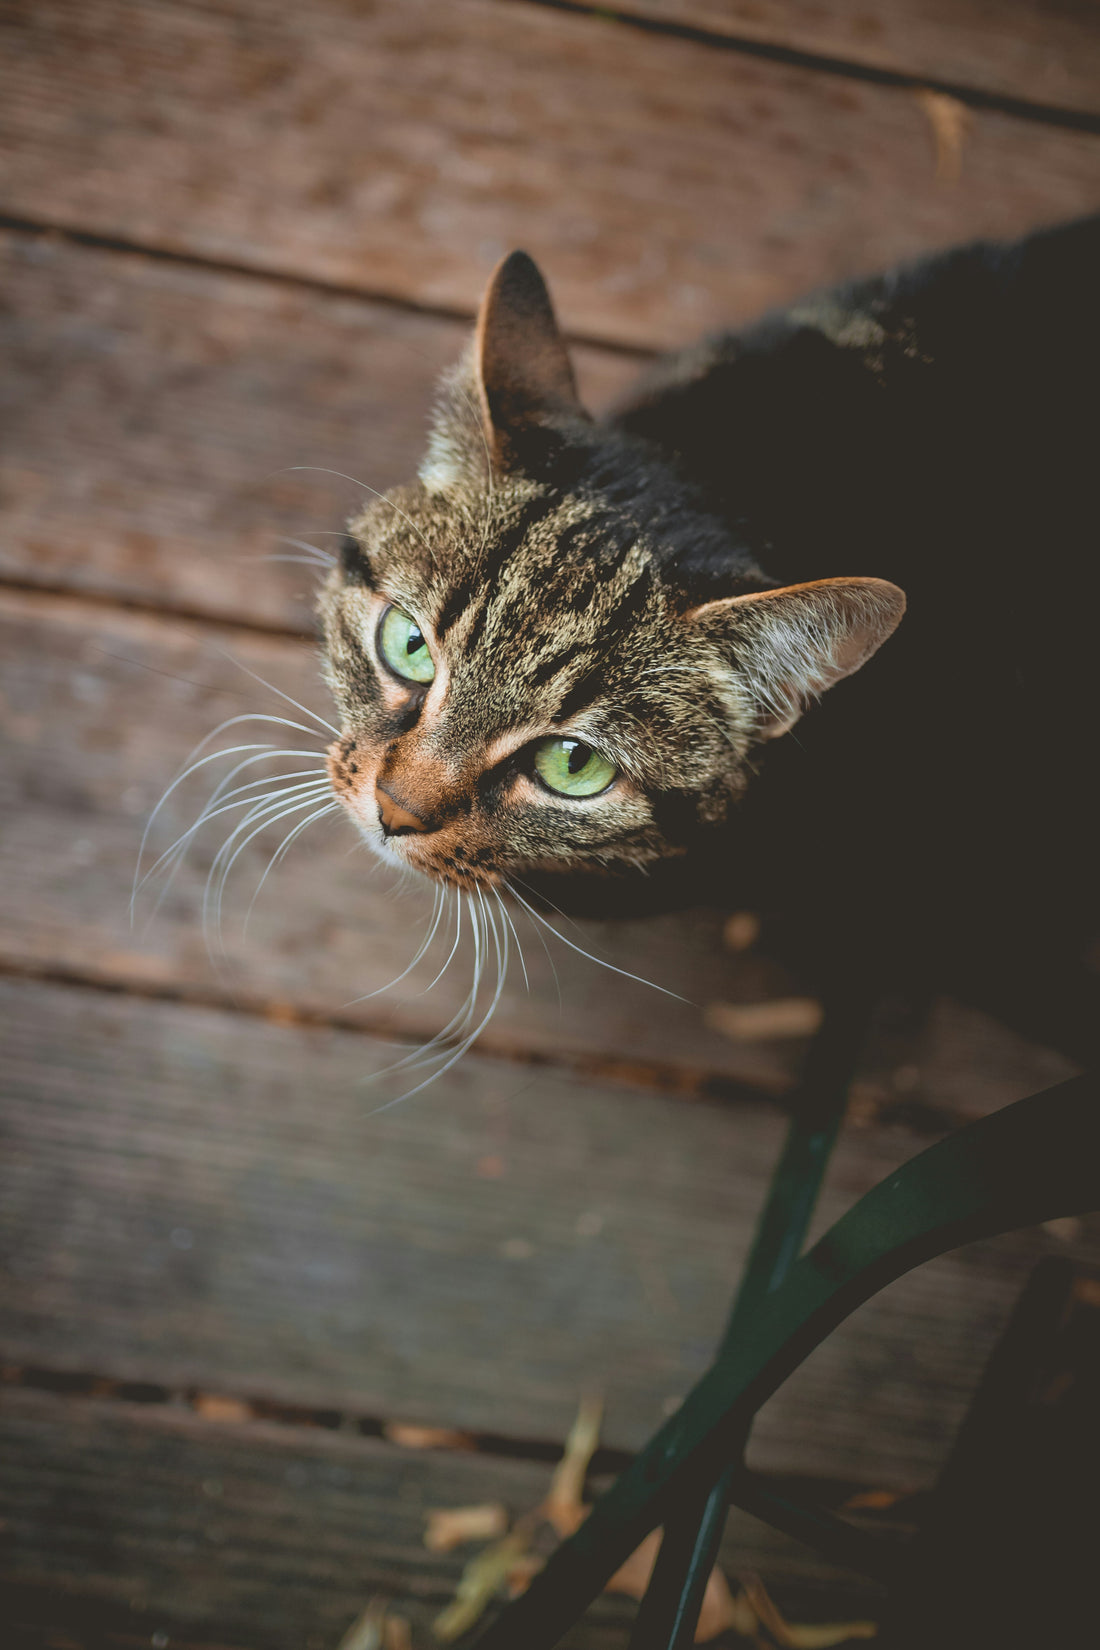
left=320, top=253, right=904, bottom=891
left=321, top=478, right=749, bottom=888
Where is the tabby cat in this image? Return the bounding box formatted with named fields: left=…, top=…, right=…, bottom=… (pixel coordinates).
left=320, top=218, right=1099, bottom=1059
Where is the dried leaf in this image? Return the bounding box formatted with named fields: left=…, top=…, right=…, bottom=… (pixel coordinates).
left=543, top=1395, right=603, bottom=1538
left=382, top=1616, right=413, bottom=1650
left=384, top=1422, right=473, bottom=1451
left=841, top=1488, right=903, bottom=1512
left=504, top=1552, right=545, bottom=1596
left=192, top=1392, right=251, bottom=1423
left=605, top=1529, right=745, bottom=1643
left=1074, top=1276, right=1100, bottom=1308
left=426, top=1399, right=878, bottom=1649
left=424, top=1503, right=509, bottom=1553
left=265, top=999, right=301, bottom=1027
left=605, top=1528, right=661, bottom=1600
left=742, top=1575, right=878, bottom=1647
left=705, top=998, right=824, bottom=1042
left=336, top=1599, right=388, bottom=1650
left=724, top=911, right=761, bottom=952
left=782, top=1622, right=878, bottom=1648
left=915, top=89, right=971, bottom=183
left=432, top=1525, right=535, bottom=1643
left=695, top=1568, right=745, bottom=1643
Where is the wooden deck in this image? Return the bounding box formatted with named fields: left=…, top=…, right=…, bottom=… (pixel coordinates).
left=2, top=3, right=1099, bottom=1645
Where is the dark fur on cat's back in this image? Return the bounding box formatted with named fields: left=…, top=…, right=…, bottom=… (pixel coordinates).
left=320, top=218, right=1098, bottom=1059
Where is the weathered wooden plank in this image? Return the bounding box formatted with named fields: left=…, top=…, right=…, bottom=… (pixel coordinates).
left=2, top=1, right=1098, bottom=350
left=1, top=975, right=1092, bottom=1481
left=0, top=228, right=638, bottom=630
left=0, top=585, right=810, bottom=1091
left=619, top=1, right=1100, bottom=117
left=0, top=1389, right=886, bottom=1649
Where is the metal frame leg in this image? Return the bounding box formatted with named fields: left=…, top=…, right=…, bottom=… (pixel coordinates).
left=627, top=988, right=873, bottom=1648
left=469, top=1072, right=1099, bottom=1650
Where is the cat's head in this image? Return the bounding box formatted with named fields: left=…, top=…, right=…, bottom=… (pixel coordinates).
left=319, top=252, right=904, bottom=890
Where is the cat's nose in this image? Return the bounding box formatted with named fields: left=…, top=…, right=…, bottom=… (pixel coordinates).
left=375, top=782, right=430, bottom=837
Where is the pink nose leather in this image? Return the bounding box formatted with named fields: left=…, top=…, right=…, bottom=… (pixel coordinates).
left=375, top=784, right=429, bottom=836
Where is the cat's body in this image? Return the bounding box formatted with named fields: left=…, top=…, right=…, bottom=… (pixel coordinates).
left=321, top=218, right=1098, bottom=1060
left=615, top=216, right=1099, bottom=1054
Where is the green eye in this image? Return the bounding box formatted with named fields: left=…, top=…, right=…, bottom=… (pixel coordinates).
left=534, top=738, right=617, bottom=798
left=378, top=605, right=435, bottom=684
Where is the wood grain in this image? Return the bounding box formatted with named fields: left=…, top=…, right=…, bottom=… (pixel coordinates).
left=0, top=228, right=638, bottom=630
left=2, top=1, right=1098, bottom=351
left=2, top=974, right=1093, bottom=1481
left=616, top=1, right=1100, bottom=116
left=0, top=1389, right=886, bottom=1649
left=3, top=3, right=1096, bottom=1639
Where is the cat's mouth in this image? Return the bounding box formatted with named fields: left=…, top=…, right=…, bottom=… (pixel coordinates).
left=378, top=832, right=504, bottom=891
left=326, top=742, right=502, bottom=889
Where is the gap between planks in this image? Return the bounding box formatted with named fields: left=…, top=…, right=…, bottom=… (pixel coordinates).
left=0, top=1359, right=633, bottom=1477
left=0, top=1385, right=892, bottom=1649
left=0, top=210, right=654, bottom=361
left=515, top=0, right=1100, bottom=134
left=6, top=0, right=1098, bottom=350
left=0, top=569, right=317, bottom=644
left=0, top=954, right=797, bottom=1116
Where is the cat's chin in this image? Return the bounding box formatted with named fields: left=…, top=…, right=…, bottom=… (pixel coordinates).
left=350, top=816, right=412, bottom=874
left=353, top=823, right=498, bottom=891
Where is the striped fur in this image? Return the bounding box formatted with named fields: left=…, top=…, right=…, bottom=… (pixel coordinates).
left=318, top=253, right=902, bottom=891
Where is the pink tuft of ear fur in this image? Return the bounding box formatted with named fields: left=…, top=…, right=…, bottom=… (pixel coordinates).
left=476, top=250, right=588, bottom=469
left=689, top=577, right=906, bottom=738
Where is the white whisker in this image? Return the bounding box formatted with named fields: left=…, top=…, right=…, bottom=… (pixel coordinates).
left=364, top=897, right=481, bottom=1088
left=243, top=800, right=341, bottom=935
left=133, top=730, right=328, bottom=921
left=287, top=467, right=438, bottom=566
left=137, top=768, right=328, bottom=909
left=364, top=882, right=511, bottom=1112
left=504, top=886, right=562, bottom=1012
left=138, top=709, right=328, bottom=856
left=203, top=785, right=334, bottom=962
left=202, top=642, right=340, bottom=738
left=420, top=888, right=464, bottom=996
left=341, top=882, right=447, bottom=1006
left=505, top=884, right=692, bottom=1004
left=260, top=553, right=331, bottom=569
left=493, top=887, right=529, bottom=994
left=278, top=536, right=337, bottom=566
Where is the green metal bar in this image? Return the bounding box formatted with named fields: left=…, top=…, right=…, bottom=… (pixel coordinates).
left=470, top=1073, right=1099, bottom=1650
left=724, top=987, right=873, bottom=1334
left=625, top=1475, right=732, bottom=1650
left=626, top=990, right=873, bottom=1647
left=724, top=1469, right=905, bottom=1586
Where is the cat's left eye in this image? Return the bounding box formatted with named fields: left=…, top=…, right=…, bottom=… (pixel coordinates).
left=534, top=738, right=618, bottom=798
left=378, top=605, right=435, bottom=685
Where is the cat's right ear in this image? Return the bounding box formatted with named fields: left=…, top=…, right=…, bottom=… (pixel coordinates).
left=421, top=252, right=588, bottom=491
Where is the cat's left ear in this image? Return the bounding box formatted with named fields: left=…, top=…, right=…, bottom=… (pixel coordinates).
left=475, top=250, right=590, bottom=471
left=689, top=577, right=906, bottom=738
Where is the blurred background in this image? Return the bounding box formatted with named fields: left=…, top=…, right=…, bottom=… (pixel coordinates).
left=2, top=2, right=1099, bottom=1645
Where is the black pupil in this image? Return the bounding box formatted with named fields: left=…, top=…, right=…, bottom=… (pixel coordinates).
left=405, top=624, right=424, bottom=657
left=566, top=741, right=591, bottom=775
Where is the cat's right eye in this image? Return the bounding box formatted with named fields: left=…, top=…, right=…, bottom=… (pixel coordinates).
left=377, top=605, right=436, bottom=685
left=534, top=738, right=618, bottom=798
